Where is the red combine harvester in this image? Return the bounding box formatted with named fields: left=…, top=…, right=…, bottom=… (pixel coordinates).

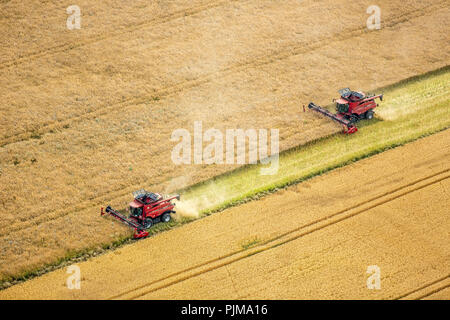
left=101, top=190, right=180, bottom=238
left=308, top=88, right=383, bottom=134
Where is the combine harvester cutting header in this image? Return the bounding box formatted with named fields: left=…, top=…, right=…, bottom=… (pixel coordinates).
left=308, top=88, right=383, bottom=134
left=101, top=190, right=180, bottom=238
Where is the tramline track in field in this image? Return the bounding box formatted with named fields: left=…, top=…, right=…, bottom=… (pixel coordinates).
left=0, top=0, right=240, bottom=70
left=395, top=275, right=450, bottom=300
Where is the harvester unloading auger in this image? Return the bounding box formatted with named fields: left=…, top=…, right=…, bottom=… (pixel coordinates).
left=101, top=190, right=180, bottom=239
left=307, top=88, right=383, bottom=134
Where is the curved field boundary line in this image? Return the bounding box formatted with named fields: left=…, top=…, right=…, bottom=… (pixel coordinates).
left=108, top=170, right=449, bottom=299
left=0, top=1, right=445, bottom=148
left=394, top=275, right=450, bottom=300
left=0, top=0, right=240, bottom=70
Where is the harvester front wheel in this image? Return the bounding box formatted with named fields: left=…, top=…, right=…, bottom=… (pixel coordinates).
left=143, top=218, right=153, bottom=229
left=349, top=115, right=359, bottom=124
left=365, top=110, right=374, bottom=120
left=161, top=213, right=171, bottom=223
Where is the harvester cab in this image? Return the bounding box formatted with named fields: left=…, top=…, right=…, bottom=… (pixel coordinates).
left=307, top=88, right=383, bottom=134
left=101, top=190, right=180, bottom=239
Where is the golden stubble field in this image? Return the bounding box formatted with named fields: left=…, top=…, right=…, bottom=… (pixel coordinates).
left=1, top=128, right=448, bottom=299
left=0, top=0, right=449, bottom=279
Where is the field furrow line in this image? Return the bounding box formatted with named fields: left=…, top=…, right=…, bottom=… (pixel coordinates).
left=0, top=0, right=240, bottom=70
left=0, top=1, right=445, bottom=147
left=416, top=284, right=450, bottom=300
left=108, top=170, right=449, bottom=299
left=394, top=275, right=450, bottom=300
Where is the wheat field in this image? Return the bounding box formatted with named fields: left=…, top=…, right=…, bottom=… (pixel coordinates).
left=0, top=0, right=449, bottom=280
